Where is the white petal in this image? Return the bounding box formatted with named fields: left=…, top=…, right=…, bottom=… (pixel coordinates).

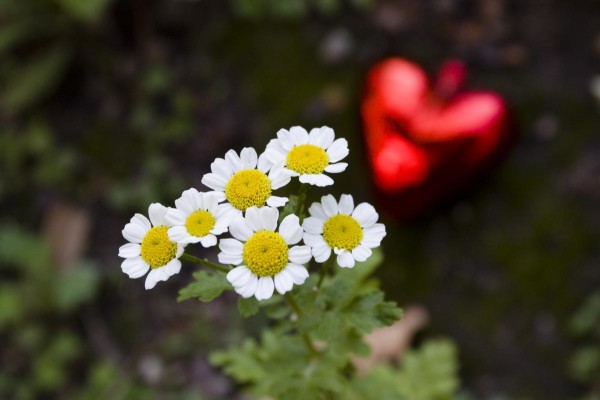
left=227, top=265, right=252, bottom=287
left=302, top=217, right=323, bottom=235
left=148, top=203, right=168, bottom=226
left=276, top=128, right=294, bottom=151
left=288, top=245, right=312, bottom=264
left=145, top=267, right=169, bottom=289
left=225, top=149, right=244, bottom=172
left=130, top=214, right=151, bottom=231
left=284, top=264, right=309, bottom=285
left=240, top=147, right=258, bottom=169
left=257, top=152, right=273, bottom=172
left=219, top=238, right=244, bottom=255
left=175, top=194, right=195, bottom=215
left=121, top=257, right=149, bottom=278
left=220, top=203, right=241, bottom=224
left=274, top=270, right=294, bottom=294
left=201, top=173, right=227, bottom=191
left=168, top=226, right=190, bottom=242
left=326, top=138, right=349, bottom=163
left=337, top=251, right=355, bottom=268
left=279, top=214, right=303, bottom=244
left=255, top=277, right=275, bottom=301
left=165, top=208, right=187, bottom=226
left=164, top=259, right=182, bottom=276
left=321, top=194, right=338, bottom=216
left=237, top=275, right=258, bottom=298
left=176, top=243, right=185, bottom=257
left=289, top=126, right=309, bottom=145
left=352, top=246, right=372, bottom=262
left=229, top=217, right=253, bottom=241
left=337, top=194, right=354, bottom=215
left=308, top=126, right=334, bottom=148
left=245, top=207, right=262, bottom=232
left=258, top=207, right=279, bottom=231
left=118, top=243, right=141, bottom=258
left=203, top=193, right=219, bottom=213
left=122, top=223, right=146, bottom=244
left=211, top=158, right=233, bottom=180
left=362, top=223, right=386, bottom=248
left=267, top=196, right=288, bottom=208
left=209, top=190, right=226, bottom=203
left=352, top=203, right=379, bottom=228
left=313, top=242, right=332, bottom=263
left=199, top=234, right=217, bottom=247
left=303, top=233, right=325, bottom=247
left=299, top=174, right=334, bottom=187
left=324, top=162, right=348, bottom=173
left=269, top=168, right=292, bottom=190
left=308, top=202, right=328, bottom=221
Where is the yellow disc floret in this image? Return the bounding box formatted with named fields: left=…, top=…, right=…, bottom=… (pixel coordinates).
left=322, top=215, right=363, bottom=251
left=185, top=210, right=216, bottom=237
left=225, top=169, right=272, bottom=211
left=243, top=231, right=288, bottom=277
left=286, top=144, right=329, bottom=174
left=141, top=226, right=177, bottom=268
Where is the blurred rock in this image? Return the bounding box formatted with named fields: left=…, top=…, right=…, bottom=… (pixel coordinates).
left=42, top=200, right=91, bottom=269
left=353, top=305, right=429, bottom=374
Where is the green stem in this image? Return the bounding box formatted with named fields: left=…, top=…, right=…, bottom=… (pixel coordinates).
left=316, top=258, right=331, bottom=289
left=180, top=253, right=230, bottom=273
left=284, top=293, right=319, bottom=357
left=296, top=184, right=308, bottom=218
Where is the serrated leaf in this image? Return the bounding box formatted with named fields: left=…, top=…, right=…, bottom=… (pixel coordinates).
left=237, top=297, right=260, bottom=317
left=178, top=270, right=230, bottom=302
left=345, top=291, right=402, bottom=334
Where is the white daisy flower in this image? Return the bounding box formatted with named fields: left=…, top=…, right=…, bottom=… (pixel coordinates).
left=165, top=188, right=232, bottom=247
left=262, top=126, right=349, bottom=187
left=302, top=194, right=386, bottom=268
left=219, top=206, right=311, bottom=301
left=201, top=147, right=291, bottom=220
left=118, top=203, right=185, bottom=290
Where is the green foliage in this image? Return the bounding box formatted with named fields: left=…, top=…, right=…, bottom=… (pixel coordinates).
left=211, top=249, right=405, bottom=399
left=178, top=270, right=231, bottom=302
left=350, top=339, right=460, bottom=400
left=568, top=290, right=600, bottom=396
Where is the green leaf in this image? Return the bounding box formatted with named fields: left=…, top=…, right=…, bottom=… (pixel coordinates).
left=345, top=291, right=403, bottom=334
left=279, top=194, right=300, bottom=222
left=2, top=45, right=71, bottom=113
left=237, top=297, right=260, bottom=317
left=53, top=262, right=100, bottom=312
left=55, top=0, right=114, bottom=23
left=178, top=271, right=230, bottom=302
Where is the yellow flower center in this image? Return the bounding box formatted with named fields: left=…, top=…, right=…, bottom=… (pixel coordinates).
left=286, top=144, right=329, bottom=174
left=225, top=169, right=272, bottom=211
left=243, top=231, right=288, bottom=277
left=322, top=215, right=363, bottom=251
left=185, top=210, right=216, bottom=237
left=140, top=226, right=177, bottom=268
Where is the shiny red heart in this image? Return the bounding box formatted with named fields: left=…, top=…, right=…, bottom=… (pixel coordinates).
left=361, top=58, right=515, bottom=220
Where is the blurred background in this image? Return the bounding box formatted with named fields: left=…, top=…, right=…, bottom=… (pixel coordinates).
left=1, top=0, right=600, bottom=398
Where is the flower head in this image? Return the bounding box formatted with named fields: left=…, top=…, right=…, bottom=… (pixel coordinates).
left=119, top=203, right=185, bottom=289
left=262, top=126, right=349, bottom=187
left=201, top=147, right=291, bottom=220
left=302, top=194, right=386, bottom=268
left=165, top=188, right=232, bottom=247
left=219, top=207, right=311, bottom=300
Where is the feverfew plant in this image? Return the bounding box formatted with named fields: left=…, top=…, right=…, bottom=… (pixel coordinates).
left=117, top=126, right=405, bottom=399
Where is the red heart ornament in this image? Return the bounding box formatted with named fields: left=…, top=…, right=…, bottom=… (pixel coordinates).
left=361, top=58, right=515, bottom=220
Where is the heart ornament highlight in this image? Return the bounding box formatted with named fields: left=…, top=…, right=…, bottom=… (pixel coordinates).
left=361, top=58, right=515, bottom=220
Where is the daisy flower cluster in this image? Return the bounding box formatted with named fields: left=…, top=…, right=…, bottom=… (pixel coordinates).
left=118, top=126, right=386, bottom=300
